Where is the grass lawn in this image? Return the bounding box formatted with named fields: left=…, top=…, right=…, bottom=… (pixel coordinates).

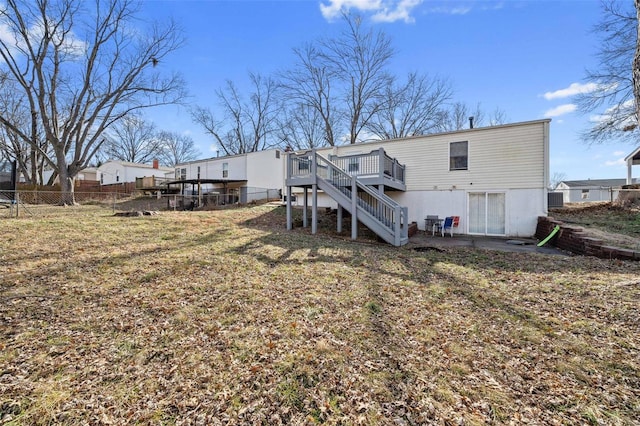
left=1, top=204, right=639, bottom=425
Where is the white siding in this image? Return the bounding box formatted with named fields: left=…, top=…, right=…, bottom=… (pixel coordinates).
left=246, top=149, right=285, bottom=189
left=324, top=120, right=548, bottom=192
left=174, top=150, right=284, bottom=192
left=178, top=155, right=248, bottom=181
left=291, top=187, right=544, bottom=237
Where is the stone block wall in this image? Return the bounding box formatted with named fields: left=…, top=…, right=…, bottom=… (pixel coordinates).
left=536, top=217, right=640, bottom=261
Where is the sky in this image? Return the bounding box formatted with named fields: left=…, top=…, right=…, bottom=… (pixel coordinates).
left=139, top=0, right=638, bottom=181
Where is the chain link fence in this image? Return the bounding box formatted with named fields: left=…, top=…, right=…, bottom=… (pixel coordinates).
left=0, top=187, right=282, bottom=218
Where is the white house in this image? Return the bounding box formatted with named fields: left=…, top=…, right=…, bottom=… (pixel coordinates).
left=170, top=120, right=550, bottom=243
left=172, top=149, right=285, bottom=203
left=97, top=160, right=173, bottom=186
left=556, top=178, right=638, bottom=203
left=286, top=119, right=551, bottom=243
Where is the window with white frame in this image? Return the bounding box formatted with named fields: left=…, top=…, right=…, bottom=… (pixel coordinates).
left=450, top=141, right=468, bottom=171
left=581, top=189, right=589, bottom=199
left=222, top=162, right=228, bottom=178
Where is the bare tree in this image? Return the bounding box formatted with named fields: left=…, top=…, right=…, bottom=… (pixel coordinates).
left=320, top=14, right=394, bottom=144
left=0, top=0, right=186, bottom=204
left=549, top=171, right=567, bottom=191
left=276, top=103, right=326, bottom=150
left=576, top=0, right=637, bottom=144
left=438, top=102, right=485, bottom=131
left=633, top=0, right=640, bottom=130
left=0, top=71, right=52, bottom=185
left=101, top=113, right=162, bottom=163
left=192, top=72, right=280, bottom=155
left=366, top=72, right=452, bottom=139
left=279, top=43, right=339, bottom=147
left=157, top=131, right=199, bottom=167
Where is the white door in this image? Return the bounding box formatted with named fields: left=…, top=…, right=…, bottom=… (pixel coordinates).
left=468, top=192, right=505, bottom=235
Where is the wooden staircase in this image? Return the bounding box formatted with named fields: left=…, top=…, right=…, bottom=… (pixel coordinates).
left=285, top=149, right=409, bottom=246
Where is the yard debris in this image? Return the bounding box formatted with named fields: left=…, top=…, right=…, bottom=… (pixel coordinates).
left=113, top=210, right=159, bottom=217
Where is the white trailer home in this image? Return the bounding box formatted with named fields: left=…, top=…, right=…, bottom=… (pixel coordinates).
left=171, top=149, right=285, bottom=204
left=286, top=119, right=551, bottom=245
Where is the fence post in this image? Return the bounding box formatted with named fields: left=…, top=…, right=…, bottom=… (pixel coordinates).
left=15, top=191, right=19, bottom=217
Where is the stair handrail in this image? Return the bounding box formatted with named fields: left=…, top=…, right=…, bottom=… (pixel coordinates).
left=316, top=152, right=407, bottom=243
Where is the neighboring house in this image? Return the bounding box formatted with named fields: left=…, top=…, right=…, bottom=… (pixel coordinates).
left=286, top=119, right=551, bottom=244
left=97, top=160, right=173, bottom=186
left=172, top=149, right=284, bottom=203
left=40, top=167, right=98, bottom=185
left=556, top=179, right=638, bottom=203
left=626, top=145, right=640, bottom=184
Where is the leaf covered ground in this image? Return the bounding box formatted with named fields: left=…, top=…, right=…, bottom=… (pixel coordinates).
left=1, top=205, right=639, bottom=425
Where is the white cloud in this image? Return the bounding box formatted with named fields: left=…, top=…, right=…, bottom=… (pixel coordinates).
left=320, top=0, right=423, bottom=23
left=613, top=151, right=625, bottom=156
left=604, top=158, right=625, bottom=167
left=544, top=104, right=576, bottom=118
left=542, top=82, right=600, bottom=100
left=372, top=0, right=423, bottom=23
left=425, top=6, right=471, bottom=15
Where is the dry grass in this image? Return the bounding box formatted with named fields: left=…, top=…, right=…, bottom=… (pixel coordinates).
left=550, top=202, right=640, bottom=250
left=1, top=204, right=639, bottom=425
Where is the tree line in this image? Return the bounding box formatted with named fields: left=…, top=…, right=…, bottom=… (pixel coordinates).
left=191, top=14, right=507, bottom=156
left=0, top=0, right=638, bottom=203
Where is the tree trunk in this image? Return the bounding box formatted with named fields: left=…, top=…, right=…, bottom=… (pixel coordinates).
left=633, top=0, right=640, bottom=127
left=55, top=151, right=76, bottom=205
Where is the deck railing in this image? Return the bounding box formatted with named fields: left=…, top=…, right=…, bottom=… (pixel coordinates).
left=288, top=148, right=405, bottom=184
left=329, top=148, right=405, bottom=183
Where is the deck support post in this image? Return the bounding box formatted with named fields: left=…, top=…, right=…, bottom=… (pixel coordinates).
left=351, top=175, right=357, bottom=240
left=312, top=184, right=318, bottom=234
left=394, top=205, right=401, bottom=246
left=303, top=187, right=308, bottom=228
left=337, top=206, right=343, bottom=233
left=286, top=186, right=292, bottom=230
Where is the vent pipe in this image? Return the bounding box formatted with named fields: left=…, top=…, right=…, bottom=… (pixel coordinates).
left=469, top=116, right=474, bottom=129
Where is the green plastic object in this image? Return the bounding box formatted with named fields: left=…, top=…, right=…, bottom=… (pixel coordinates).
left=537, top=225, right=560, bottom=247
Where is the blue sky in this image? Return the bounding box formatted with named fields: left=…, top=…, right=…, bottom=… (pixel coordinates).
left=140, top=0, right=637, bottom=181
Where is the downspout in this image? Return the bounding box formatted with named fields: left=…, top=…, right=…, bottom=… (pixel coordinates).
left=542, top=120, right=550, bottom=214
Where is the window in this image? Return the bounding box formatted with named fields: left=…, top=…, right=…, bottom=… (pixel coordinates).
left=100, top=173, right=104, bottom=184
left=116, top=171, right=120, bottom=182
left=581, top=189, right=589, bottom=199
left=450, top=141, right=468, bottom=171
left=348, top=157, right=359, bottom=172
left=180, top=168, right=186, bottom=180
left=275, top=150, right=280, bottom=159
left=197, top=166, right=201, bottom=179
left=175, top=169, right=180, bottom=179
left=222, top=162, right=228, bottom=178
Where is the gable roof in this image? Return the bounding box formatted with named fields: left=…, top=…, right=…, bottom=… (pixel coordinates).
left=559, top=178, right=637, bottom=188
left=625, top=145, right=640, bottom=165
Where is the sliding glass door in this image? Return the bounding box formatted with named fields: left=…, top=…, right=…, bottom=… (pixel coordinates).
left=468, top=192, right=505, bottom=235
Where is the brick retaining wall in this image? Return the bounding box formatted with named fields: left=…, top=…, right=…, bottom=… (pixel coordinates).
left=536, top=216, right=640, bottom=261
